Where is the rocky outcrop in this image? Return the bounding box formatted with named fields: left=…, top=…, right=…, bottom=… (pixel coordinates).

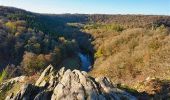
left=5, top=65, right=137, bottom=100
left=0, top=76, right=26, bottom=93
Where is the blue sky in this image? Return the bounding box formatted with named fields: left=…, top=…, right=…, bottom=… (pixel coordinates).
left=0, top=0, right=170, bottom=15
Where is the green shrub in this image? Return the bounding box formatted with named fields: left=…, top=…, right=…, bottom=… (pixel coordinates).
left=84, top=23, right=124, bottom=32
left=105, top=24, right=124, bottom=32
left=0, top=69, right=7, bottom=83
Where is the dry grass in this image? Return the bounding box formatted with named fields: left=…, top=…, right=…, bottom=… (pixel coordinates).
left=85, top=24, right=170, bottom=89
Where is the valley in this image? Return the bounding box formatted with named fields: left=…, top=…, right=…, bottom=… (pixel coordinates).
left=0, top=6, right=170, bottom=99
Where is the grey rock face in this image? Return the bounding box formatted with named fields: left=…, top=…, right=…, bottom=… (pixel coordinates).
left=5, top=84, right=41, bottom=100
left=5, top=65, right=137, bottom=100
left=0, top=76, right=26, bottom=93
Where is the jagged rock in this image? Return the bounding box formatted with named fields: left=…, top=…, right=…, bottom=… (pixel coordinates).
left=35, top=64, right=54, bottom=87
left=34, top=91, right=52, bottom=100
left=0, top=76, right=26, bottom=93
left=5, top=65, right=137, bottom=100
left=5, top=84, right=41, bottom=100
left=1, top=76, right=26, bottom=86
left=96, top=77, right=136, bottom=100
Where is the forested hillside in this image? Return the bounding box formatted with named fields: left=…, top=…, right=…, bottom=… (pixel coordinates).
left=0, top=6, right=93, bottom=78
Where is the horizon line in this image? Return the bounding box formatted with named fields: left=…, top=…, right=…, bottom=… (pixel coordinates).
left=1, top=5, right=170, bottom=16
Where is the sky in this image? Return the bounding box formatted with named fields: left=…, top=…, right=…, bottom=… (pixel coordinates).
left=0, top=0, right=170, bottom=15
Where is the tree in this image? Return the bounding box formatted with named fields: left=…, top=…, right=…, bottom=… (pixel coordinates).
left=21, top=52, right=47, bottom=74
left=5, top=21, right=17, bottom=34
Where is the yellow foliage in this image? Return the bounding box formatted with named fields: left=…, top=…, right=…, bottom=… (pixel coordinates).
left=5, top=21, right=17, bottom=33
left=94, top=48, right=103, bottom=58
